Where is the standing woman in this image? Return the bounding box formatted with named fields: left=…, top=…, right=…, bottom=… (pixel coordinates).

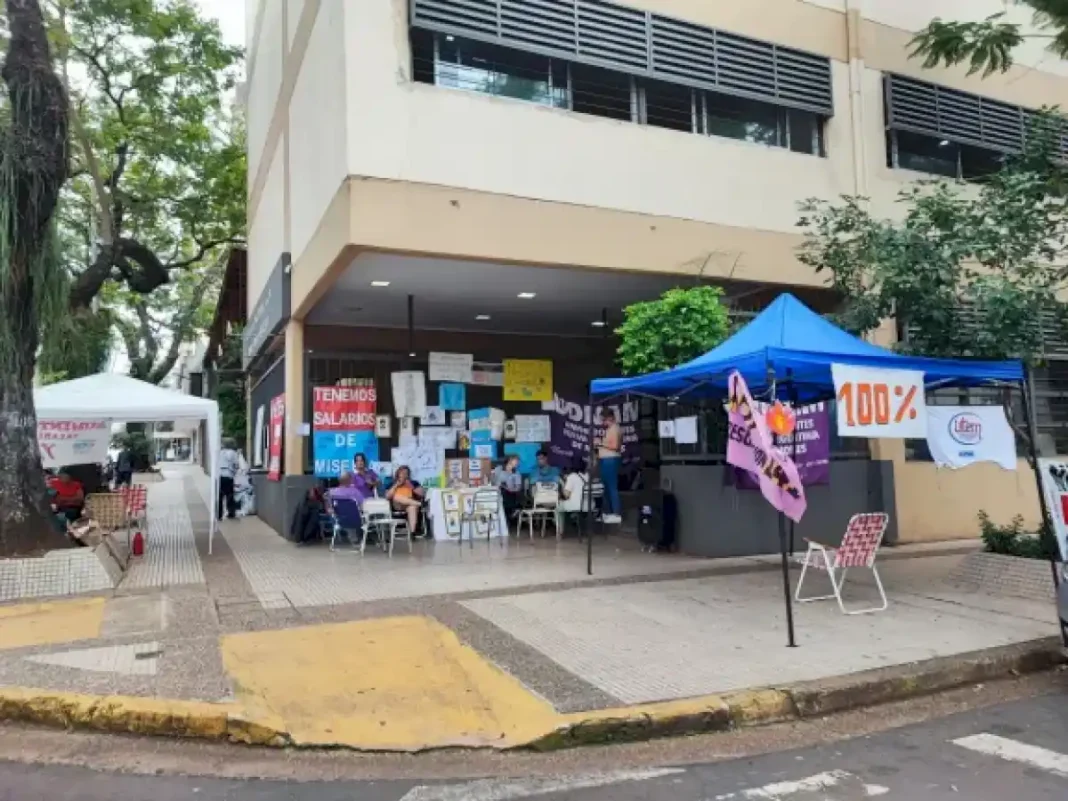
left=217, top=438, right=241, bottom=521
left=597, top=408, right=623, bottom=524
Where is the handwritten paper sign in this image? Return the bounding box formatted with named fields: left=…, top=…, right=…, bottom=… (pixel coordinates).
left=429, top=352, right=473, bottom=383
left=391, top=371, right=427, bottom=419
left=503, top=359, right=553, bottom=401
left=514, top=415, right=551, bottom=443
left=37, top=420, right=109, bottom=469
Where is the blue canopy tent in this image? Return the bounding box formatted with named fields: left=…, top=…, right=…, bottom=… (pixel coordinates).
left=585, top=294, right=1049, bottom=647
left=591, top=293, right=1023, bottom=401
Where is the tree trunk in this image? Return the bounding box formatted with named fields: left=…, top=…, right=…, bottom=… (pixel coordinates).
left=0, top=0, right=72, bottom=557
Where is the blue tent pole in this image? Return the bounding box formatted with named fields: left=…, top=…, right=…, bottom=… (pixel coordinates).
left=768, top=363, right=798, bottom=648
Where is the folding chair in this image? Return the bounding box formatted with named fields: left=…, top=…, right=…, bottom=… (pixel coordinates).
left=460, top=487, right=503, bottom=547
left=795, top=512, right=891, bottom=615
left=118, top=484, right=148, bottom=528
left=362, top=497, right=411, bottom=556
left=328, top=497, right=363, bottom=551
left=518, top=483, right=560, bottom=540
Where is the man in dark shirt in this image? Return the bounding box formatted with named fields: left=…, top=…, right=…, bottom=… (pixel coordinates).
left=114, top=447, right=133, bottom=488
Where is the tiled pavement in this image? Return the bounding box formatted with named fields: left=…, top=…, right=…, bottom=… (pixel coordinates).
left=120, top=476, right=205, bottom=591
left=0, top=466, right=1060, bottom=722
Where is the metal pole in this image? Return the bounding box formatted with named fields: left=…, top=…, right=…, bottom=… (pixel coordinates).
left=767, top=363, right=797, bottom=648
left=585, top=390, right=597, bottom=576
left=786, top=370, right=798, bottom=557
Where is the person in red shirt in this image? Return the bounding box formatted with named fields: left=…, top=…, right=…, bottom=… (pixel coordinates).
left=48, top=472, right=85, bottom=522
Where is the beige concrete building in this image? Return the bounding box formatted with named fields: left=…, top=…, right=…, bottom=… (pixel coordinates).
left=242, top=0, right=1067, bottom=546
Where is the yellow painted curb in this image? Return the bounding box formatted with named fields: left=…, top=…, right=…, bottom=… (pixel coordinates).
left=0, top=687, right=288, bottom=746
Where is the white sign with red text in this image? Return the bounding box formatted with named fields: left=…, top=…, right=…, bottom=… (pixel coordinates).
left=38, top=419, right=110, bottom=468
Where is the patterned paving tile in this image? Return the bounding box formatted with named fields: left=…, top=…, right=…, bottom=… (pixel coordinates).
left=221, top=515, right=707, bottom=610
left=26, top=641, right=161, bottom=676
left=461, top=563, right=1057, bottom=704
left=121, top=478, right=204, bottom=590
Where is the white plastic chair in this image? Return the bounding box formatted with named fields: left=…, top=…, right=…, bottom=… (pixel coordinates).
left=361, top=498, right=411, bottom=557
left=461, top=487, right=503, bottom=547
left=795, top=512, right=890, bottom=615
left=518, top=483, right=560, bottom=540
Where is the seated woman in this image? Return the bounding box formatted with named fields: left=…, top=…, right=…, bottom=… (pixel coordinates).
left=326, top=471, right=368, bottom=543
left=386, top=465, right=425, bottom=533
left=492, top=455, right=523, bottom=522
left=48, top=471, right=85, bottom=522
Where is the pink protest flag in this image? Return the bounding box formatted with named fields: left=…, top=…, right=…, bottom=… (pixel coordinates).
left=726, top=371, right=808, bottom=522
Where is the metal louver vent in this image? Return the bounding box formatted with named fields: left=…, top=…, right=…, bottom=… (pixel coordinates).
left=410, top=0, right=834, bottom=115
left=885, top=74, right=1068, bottom=159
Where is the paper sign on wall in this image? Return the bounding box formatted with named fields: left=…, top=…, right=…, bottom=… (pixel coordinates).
left=473, top=442, right=497, bottom=460
left=438, top=383, right=466, bottom=411
left=419, top=426, right=456, bottom=451
left=503, top=359, right=553, bottom=401
left=268, top=395, right=285, bottom=481
left=312, top=384, right=378, bottom=476
left=253, top=405, right=266, bottom=467
left=831, top=363, right=927, bottom=439
left=391, top=371, right=427, bottom=419
left=658, top=420, right=675, bottom=439
left=38, top=420, right=110, bottom=469
left=450, top=411, right=466, bottom=430
left=504, top=442, right=541, bottom=475
left=429, top=352, right=473, bottom=383
left=514, top=415, right=551, bottom=443
left=375, top=415, right=391, bottom=438
left=674, top=417, right=698, bottom=444
left=422, top=406, right=446, bottom=425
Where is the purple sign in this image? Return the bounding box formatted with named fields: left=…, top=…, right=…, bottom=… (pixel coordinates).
left=735, top=401, right=830, bottom=488
left=547, top=394, right=639, bottom=469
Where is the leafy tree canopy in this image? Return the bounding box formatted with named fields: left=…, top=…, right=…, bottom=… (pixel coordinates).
left=616, top=286, right=731, bottom=376
left=49, top=0, right=245, bottom=382
left=911, top=1, right=1068, bottom=76
left=797, top=135, right=1068, bottom=362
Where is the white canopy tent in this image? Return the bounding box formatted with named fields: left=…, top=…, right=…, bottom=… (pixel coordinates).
left=34, top=373, right=221, bottom=552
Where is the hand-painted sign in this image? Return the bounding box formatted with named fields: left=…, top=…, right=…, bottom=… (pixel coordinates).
left=726, top=372, right=807, bottom=522
left=38, top=419, right=109, bottom=469
left=832, top=363, right=927, bottom=439
left=312, top=384, right=378, bottom=477
left=267, top=394, right=284, bottom=481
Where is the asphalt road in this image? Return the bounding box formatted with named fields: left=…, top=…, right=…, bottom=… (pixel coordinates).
left=1, top=692, right=1066, bottom=800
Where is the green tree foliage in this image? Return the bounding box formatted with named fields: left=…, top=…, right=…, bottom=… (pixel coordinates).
left=797, top=135, right=1068, bottom=361
left=51, top=0, right=244, bottom=382
left=615, top=286, right=731, bottom=376
left=0, top=0, right=73, bottom=555
left=911, top=1, right=1068, bottom=76
left=215, top=328, right=246, bottom=449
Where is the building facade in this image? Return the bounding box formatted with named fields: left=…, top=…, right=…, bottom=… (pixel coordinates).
left=243, top=0, right=1068, bottom=543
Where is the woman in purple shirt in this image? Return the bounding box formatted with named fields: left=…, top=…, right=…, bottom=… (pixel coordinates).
left=330, top=453, right=378, bottom=504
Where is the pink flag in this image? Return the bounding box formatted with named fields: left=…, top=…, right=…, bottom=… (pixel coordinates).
left=726, top=371, right=808, bottom=522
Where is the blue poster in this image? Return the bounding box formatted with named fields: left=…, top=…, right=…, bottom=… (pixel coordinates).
left=439, top=383, right=466, bottom=411
left=313, top=430, right=379, bottom=477
left=504, top=443, right=540, bottom=475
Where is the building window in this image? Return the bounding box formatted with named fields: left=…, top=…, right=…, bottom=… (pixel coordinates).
left=412, top=30, right=567, bottom=110
left=571, top=63, right=635, bottom=122
left=411, top=30, right=826, bottom=155
left=886, top=129, right=1008, bottom=181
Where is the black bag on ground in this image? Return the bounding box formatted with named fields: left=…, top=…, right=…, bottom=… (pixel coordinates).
left=637, top=489, right=676, bottom=551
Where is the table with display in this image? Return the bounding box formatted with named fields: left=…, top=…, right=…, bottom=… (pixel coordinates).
left=425, top=486, right=508, bottom=541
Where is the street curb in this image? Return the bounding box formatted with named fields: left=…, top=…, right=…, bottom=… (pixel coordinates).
left=0, top=688, right=290, bottom=747
left=527, top=637, right=1065, bottom=750
left=0, top=638, right=1061, bottom=751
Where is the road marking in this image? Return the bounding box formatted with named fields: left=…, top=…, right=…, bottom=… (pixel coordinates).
left=398, top=768, right=685, bottom=801
left=714, top=770, right=889, bottom=799
left=953, top=733, right=1068, bottom=778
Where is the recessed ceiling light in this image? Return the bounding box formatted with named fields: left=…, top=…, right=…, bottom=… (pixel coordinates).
left=591, top=320, right=606, bottom=327
left=517, top=292, right=537, bottom=299
left=475, top=314, right=491, bottom=321
left=938, top=139, right=951, bottom=147
left=371, top=280, right=390, bottom=287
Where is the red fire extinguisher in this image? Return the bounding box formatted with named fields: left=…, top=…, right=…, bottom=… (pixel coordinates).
left=132, top=530, right=145, bottom=557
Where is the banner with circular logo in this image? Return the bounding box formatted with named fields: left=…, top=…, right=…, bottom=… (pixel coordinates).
left=925, top=405, right=1016, bottom=471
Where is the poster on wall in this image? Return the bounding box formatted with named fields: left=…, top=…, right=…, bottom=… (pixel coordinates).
left=391, top=371, right=427, bottom=418
left=429, top=352, right=473, bottom=384
left=545, top=393, right=639, bottom=469
left=252, top=405, right=266, bottom=467
left=514, top=415, right=551, bottom=443
left=1037, top=458, right=1068, bottom=562
left=831, top=363, right=927, bottom=439
left=439, top=383, right=466, bottom=411
left=267, top=394, right=285, bottom=481
left=503, top=359, right=553, bottom=401
left=312, top=384, right=378, bottom=477
left=375, top=414, right=391, bottom=438
left=37, top=420, right=109, bottom=469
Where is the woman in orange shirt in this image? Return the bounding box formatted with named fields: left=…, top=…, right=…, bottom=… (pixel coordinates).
left=386, top=465, right=425, bottom=533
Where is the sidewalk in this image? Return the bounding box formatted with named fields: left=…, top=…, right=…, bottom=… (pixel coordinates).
left=0, top=466, right=1061, bottom=750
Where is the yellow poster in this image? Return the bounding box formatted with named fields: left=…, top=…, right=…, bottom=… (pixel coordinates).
left=503, top=359, right=553, bottom=402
